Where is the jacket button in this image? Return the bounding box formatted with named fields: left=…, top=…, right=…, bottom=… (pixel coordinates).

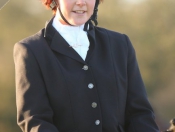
left=92, top=102, right=97, bottom=108
left=82, top=65, right=88, bottom=70
left=88, top=83, right=94, bottom=89
left=95, top=120, right=100, bottom=125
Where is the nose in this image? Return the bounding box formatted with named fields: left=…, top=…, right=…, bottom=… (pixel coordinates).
left=76, top=0, right=86, bottom=7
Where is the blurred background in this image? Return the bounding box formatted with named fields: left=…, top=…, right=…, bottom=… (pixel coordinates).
left=0, top=0, right=175, bottom=131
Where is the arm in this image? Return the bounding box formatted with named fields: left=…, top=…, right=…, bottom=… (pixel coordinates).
left=14, top=42, right=59, bottom=132
left=124, top=35, right=160, bottom=132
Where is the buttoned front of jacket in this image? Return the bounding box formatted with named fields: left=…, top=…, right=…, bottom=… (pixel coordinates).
left=14, top=18, right=160, bottom=132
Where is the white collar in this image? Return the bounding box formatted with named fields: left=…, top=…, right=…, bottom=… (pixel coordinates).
left=52, top=12, right=90, bottom=61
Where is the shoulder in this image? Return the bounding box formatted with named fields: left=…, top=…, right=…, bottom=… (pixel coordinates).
left=94, top=26, right=132, bottom=49
left=95, top=26, right=126, bottom=39
left=14, top=29, right=47, bottom=53
left=13, top=29, right=48, bottom=61
left=17, top=29, right=45, bottom=47
left=94, top=26, right=131, bottom=45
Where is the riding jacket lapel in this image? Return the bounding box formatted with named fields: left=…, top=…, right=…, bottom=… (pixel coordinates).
left=85, top=23, right=96, bottom=62
left=44, top=18, right=86, bottom=64
left=44, top=17, right=96, bottom=64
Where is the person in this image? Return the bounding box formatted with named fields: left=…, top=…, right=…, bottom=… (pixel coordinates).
left=13, top=0, right=160, bottom=132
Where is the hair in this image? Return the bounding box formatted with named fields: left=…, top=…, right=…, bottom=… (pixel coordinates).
left=41, top=0, right=103, bottom=15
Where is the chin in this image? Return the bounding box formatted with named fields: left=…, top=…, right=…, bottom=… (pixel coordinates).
left=71, top=22, right=85, bottom=26
left=71, top=19, right=89, bottom=26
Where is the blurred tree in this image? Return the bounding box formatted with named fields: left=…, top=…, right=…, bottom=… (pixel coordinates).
left=0, top=0, right=175, bottom=131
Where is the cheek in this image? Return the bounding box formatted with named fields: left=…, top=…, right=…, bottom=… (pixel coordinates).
left=59, top=0, right=71, bottom=11
left=91, top=0, right=96, bottom=8
left=89, top=1, right=96, bottom=13
left=60, top=3, right=71, bottom=16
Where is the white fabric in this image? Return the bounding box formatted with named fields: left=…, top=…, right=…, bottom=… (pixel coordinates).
left=52, top=12, right=90, bottom=61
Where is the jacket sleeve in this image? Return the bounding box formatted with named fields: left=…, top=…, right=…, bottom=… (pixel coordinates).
left=14, top=42, right=59, bottom=132
left=124, top=35, right=160, bottom=132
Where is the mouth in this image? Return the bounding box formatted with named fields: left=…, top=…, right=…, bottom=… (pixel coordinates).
left=73, top=10, right=86, bottom=14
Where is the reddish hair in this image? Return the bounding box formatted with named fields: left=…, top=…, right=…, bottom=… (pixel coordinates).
left=41, top=0, right=103, bottom=15
left=41, top=0, right=57, bottom=14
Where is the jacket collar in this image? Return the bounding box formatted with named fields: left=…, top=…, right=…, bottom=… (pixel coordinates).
left=44, top=17, right=96, bottom=64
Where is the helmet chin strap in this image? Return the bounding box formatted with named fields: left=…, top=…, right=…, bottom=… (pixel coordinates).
left=84, top=0, right=99, bottom=31
left=58, top=7, right=74, bottom=26
left=90, top=0, right=99, bottom=26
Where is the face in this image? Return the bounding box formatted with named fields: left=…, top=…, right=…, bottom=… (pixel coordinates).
left=57, top=0, right=96, bottom=26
